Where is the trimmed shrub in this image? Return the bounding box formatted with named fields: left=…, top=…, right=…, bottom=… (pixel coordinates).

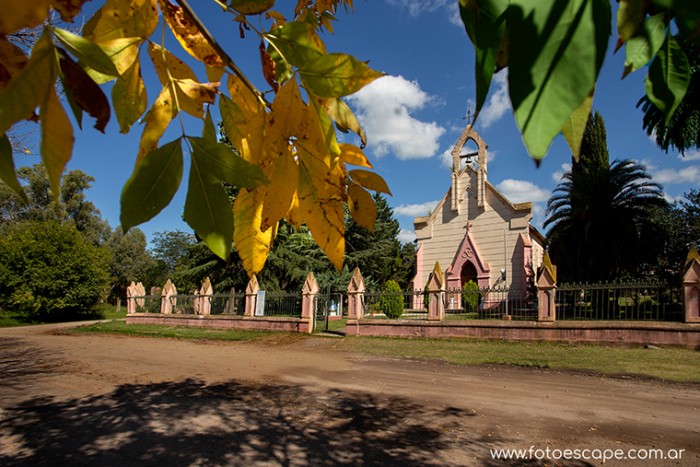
left=462, top=280, right=480, bottom=312
left=0, top=221, right=111, bottom=320
left=380, top=280, right=404, bottom=319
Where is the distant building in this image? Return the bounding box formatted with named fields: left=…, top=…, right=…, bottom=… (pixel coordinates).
left=412, top=125, right=545, bottom=300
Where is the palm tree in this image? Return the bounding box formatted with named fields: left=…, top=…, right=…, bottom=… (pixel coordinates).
left=545, top=159, right=667, bottom=282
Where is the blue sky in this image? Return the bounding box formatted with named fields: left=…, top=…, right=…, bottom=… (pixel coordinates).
left=19, top=0, right=700, bottom=246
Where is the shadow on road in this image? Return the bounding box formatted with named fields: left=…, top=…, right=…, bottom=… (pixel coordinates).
left=0, top=378, right=487, bottom=466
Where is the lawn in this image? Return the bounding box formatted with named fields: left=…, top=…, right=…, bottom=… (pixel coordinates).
left=0, top=303, right=126, bottom=327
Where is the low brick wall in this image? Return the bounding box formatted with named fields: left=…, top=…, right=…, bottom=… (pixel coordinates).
left=126, top=313, right=313, bottom=333
left=346, top=319, right=700, bottom=348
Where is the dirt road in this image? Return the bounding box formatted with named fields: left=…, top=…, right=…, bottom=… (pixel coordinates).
left=0, top=323, right=698, bottom=466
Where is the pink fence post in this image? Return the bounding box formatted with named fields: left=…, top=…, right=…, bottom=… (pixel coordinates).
left=683, top=246, right=700, bottom=323
left=536, top=252, right=557, bottom=322
left=160, top=279, right=177, bottom=314
left=245, top=275, right=259, bottom=317
left=347, top=267, right=365, bottom=320
left=135, top=282, right=146, bottom=309
left=126, top=281, right=137, bottom=314
left=301, top=272, right=319, bottom=333
left=427, top=262, right=445, bottom=321
left=199, top=277, right=213, bottom=316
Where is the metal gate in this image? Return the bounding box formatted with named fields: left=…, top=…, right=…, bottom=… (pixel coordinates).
left=314, top=290, right=346, bottom=333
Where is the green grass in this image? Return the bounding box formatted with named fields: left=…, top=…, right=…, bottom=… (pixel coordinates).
left=69, top=320, right=276, bottom=341
left=331, top=337, right=700, bottom=383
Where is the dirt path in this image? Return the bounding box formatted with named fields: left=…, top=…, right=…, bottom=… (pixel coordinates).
left=0, top=323, right=698, bottom=466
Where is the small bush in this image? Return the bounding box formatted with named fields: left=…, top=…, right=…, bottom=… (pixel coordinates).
left=462, top=280, right=480, bottom=312
left=380, top=280, right=404, bottom=319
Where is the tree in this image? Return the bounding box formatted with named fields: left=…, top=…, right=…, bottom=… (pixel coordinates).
left=545, top=159, right=667, bottom=282
left=0, top=164, right=110, bottom=244
left=151, top=230, right=196, bottom=276
left=0, top=0, right=388, bottom=279
left=345, top=194, right=402, bottom=289
left=574, top=111, right=610, bottom=176
left=380, top=280, right=404, bottom=319
left=460, top=1, right=698, bottom=161
left=0, top=220, right=111, bottom=320
left=106, top=227, right=159, bottom=301
left=638, top=36, right=700, bottom=155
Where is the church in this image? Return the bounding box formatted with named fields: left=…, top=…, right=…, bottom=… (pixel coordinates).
left=412, top=125, right=546, bottom=299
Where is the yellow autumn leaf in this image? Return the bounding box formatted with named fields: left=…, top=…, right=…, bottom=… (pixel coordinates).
left=348, top=181, right=376, bottom=232
left=157, top=0, right=225, bottom=67
left=220, top=95, right=267, bottom=164
left=325, top=97, right=366, bottom=147
left=136, top=86, right=177, bottom=163
left=227, top=73, right=264, bottom=118
left=0, top=39, right=29, bottom=91
left=148, top=43, right=198, bottom=85
left=206, top=64, right=225, bottom=83
left=233, top=189, right=276, bottom=276
left=88, top=37, right=141, bottom=81
left=0, top=0, right=49, bottom=35
left=295, top=162, right=345, bottom=270
left=338, top=142, right=372, bottom=168
left=260, top=148, right=299, bottom=232
left=348, top=169, right=391, bottom=195
left=230, top=0, right=275, bottom=15
left=174, top=79, right=217, bottom=118
left=40, top=87, right=74, bottom=199
left=84, top=0, right=158, bottom=43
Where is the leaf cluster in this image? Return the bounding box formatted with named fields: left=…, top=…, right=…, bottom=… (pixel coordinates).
left=460, top=0, right=699, bottom=161
left=0, top=0, right=388, bottom=279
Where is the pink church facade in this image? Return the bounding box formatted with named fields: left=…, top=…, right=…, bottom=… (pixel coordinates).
left=412, top=125, right=545, bottom=299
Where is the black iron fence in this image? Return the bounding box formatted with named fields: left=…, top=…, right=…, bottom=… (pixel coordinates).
left=444, top=286, right=537, bottom=321
left=556, top=281, right=683, bottom=321
left=362, top=289, right=429, bottom=320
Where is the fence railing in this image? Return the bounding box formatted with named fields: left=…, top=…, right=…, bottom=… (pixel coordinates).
left=444, top=286, right=537, bottom=321
left=556, top=281, right=684, bottom=321
left=362, top=289, right=429, bottom=320
left=129, top=291, right=298, bottom=317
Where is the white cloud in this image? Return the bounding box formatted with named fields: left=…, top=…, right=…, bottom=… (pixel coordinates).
left=385, top=0, right=449, bottom=16
left=651, top=165, right=700, bottom=185
left=495, top=179, right=550, bottom=204
left=398, top=229, right=417, bottom=243
left=551, top=163, right=572, bottom=183
left=447, top=2, right=463, bottom=26
left=679, top=149, right=700, bottom=161
left=393, top=200, right=440, bottom=217
left=477, top=71, right=511, bottom=129
left=348, top=75, right=446, bottom=159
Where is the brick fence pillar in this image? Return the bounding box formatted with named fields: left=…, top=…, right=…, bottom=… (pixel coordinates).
left=244, top=275, right=259, bottom=317
left=126, top=281, right=137, bottom=314
left=683, top=246, right=700, bottom=323
left=427, top=262, right=445, bottom=321
left=347, top=267, right=365, bottom=320
left=198, top=276, right=213, bottom=316
left=536, top=252, right=557, bottom=322
left=160, top=279, right=177, bottom=314
left=301, top=272, right=319, bottom=333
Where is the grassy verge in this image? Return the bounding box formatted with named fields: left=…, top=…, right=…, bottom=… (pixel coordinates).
left=63, top=320, right=700, bottom=383
left=331, top=337, right=700, bottom=383
left=0, top=303, right=126, bottom=328
left=69, top=320, right=277, bottom=342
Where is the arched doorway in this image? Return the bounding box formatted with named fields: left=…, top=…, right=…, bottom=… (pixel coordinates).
left=460, top=261, right=478, bottom=288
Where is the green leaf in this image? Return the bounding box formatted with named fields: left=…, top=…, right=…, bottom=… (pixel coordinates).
left=0, top=30, right=56, bottom=136
left=299, top=53, right=384, bottom=98
left=623, top=14, right=667, bottom=78
left=325, top=98, right=367, bottom=148
left=187, top=137, right=268, bottom=189
left=645, top=33, right=690, bottom=124
left=459, top=0, right=508, bottom=116
left=266, top=21, right=326, bottom=83
left=0, top=134, right=28, bottom=202
left=184, top=157, right=232, bottom=261
left=561, top=91, right=593, bottom=161
left=120, top=139, right=184, bottom=231
left=51, top=27, right=119, bottom=77
left=508, top=0, right=611, bottom=159
left=112, top=59, right=147, bottom=133
left=202, top=108, right=217, bottom=142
